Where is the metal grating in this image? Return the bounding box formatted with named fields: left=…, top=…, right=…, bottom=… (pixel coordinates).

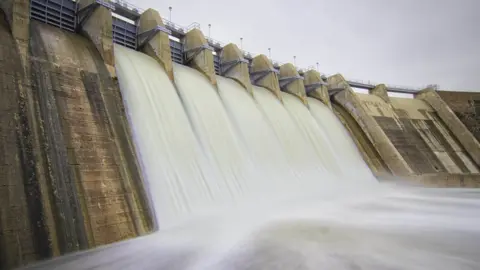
left=112, top=17, right=137, bottom=50
left=170, top=39, right=183, bottom=64
left=30, top=0, right=77, bottom=32
left=213, top=54, right=220, bottom=75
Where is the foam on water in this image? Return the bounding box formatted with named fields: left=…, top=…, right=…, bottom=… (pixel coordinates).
left=23, top=46, right=480, bottom=269
left=307, top=97, right=373, bottom=179
left=114, top=45, right=226, bottom=227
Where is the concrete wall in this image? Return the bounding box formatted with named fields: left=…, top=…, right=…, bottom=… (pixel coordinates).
left=0, top=11, right=41, bottom=268
left=0, top=5, right=152, bottom=269
left=438, top=91, right=480, bottom=143
left=30, top=21, right=152, bottom=242
left=331, top=84, right=480, bottom=186
left=357, top=93, right=478, bottom=175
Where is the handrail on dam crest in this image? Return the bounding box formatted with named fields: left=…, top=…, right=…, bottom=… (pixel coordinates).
left=30, top=0, right=436, bottom=94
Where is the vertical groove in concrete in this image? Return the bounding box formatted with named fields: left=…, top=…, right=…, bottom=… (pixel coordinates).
left=416, top=89, right=480, bottom=166
left=30, top=24, right=93, bottom=253
left=1, top=2, right=62, bottom=269
left=0, top=8, right=153, bottom=266
left=88, top=51, right=153, bottom=235
left=28, top=22, right=152, bottom=249
left=0, top=13, right=45, bottom=268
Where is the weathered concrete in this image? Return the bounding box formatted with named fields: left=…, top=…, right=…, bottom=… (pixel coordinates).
left=376, top=95, right=474, bottom=174
left=0, top=11, right=51, bottom=269
left=278, top=63, right=307, bottom=105
left=304, top=70, right=331, bottom=109
left=137, top=9, right=174, bottom=81
left=220, top=43, right=253, bottom=96
left=0, top=10, right=153, bottom=268
left=416, top=88, right=480, bottom=166
left=438, top=91, right=480, bottom=143
left=369, top=84, right=391, bottom=103
left=0, top=0, right=29, bottom=71
left=250, top=54, right=282, bottom=101
left=349, top=90, right=479, bottom=175
left=332, top=104, right=390, bottom=175
left=0, top=0, right=29, bottom=42
left=329, top=74, right=414, bottom=176
left=30, top=21, right=152, bottom=248
left=77, top=0, right=115, bottom=77
left=183, top=28, right=217, bottom=86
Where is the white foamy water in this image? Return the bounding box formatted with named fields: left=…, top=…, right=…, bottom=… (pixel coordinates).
left=307, top=97, right=373, bottom=179
left=23, top=46, right=480, bottom=269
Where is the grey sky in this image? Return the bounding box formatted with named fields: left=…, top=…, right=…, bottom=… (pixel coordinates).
left=133, top=0, right=479, bottom=91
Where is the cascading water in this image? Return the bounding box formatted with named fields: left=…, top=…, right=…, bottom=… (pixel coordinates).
left=307, top=97, right=374, bottom=179
left=26, top=46, right=480, bottom=269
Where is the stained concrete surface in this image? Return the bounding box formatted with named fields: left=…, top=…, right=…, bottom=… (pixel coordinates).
left=0, top=18, right=153, bottom=269
left=438, top=91, right=480, bottom=143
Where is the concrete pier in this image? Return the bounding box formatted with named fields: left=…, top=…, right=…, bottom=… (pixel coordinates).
left=220, top=43, right=253, bottom=95
left=279, top=63, right=307, bottom=105
left=250, top=54, right=282, bottom=101
left=137, top=9, right=174, bottom=81
left=183, top=28, right=217, bottom=86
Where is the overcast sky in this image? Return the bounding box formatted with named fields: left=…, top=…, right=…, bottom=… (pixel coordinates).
left=132, top=0, right=479, bottom=91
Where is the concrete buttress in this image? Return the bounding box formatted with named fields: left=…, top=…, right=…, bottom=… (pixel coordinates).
left=137, top=9, right=174, bottom=81
left=279, top=63, right=308, bottom=105
left=250, top=54, right=282, bottom=101
left=329, top=74, right=413, bottom=176
left=304, top=70, right=331, bottom=109
left=369, top=84, right=391, bottom=104
left=183, top=28, right=217, bottom=86
left=220, top=43, right=253, bottom=96
left=77, top=0, right=115, bottom=77
left=416, top=88, right=480, bottom=166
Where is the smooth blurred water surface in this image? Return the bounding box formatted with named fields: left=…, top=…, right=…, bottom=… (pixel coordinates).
left=22, top=46, right=480, bottom=270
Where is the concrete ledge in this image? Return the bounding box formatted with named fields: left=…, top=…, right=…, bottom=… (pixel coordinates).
left=304, top=70, right=331, bottom=109
left=183, top=28, right=217, bottom=86
left=220, top=43, right=253, bottom=95
left=78, top=0, right=115, bottom=77
left=137, top=9, right=174, bottom=81
left=250, top=54, right=282, bottom=101
left=407, top=173, right=480, bottom=188
left=329, top=74, right=413, bottom=176
left=369, top=84, right=391, bottom=103
left=416, top=88, right=480, bottom=166
left=279, top=63, right=307, bottom=105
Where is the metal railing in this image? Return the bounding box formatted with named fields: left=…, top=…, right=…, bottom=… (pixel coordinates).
left=206, top=37, right=224, bottom=49
left=163, top=19, right=200, bottom=35
left=56, top=0, right=438, bottom=93
left=110, top=0, right=143, bottom=13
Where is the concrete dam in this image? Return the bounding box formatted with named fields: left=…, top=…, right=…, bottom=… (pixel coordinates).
left=1, top=0, right=480, bottom=269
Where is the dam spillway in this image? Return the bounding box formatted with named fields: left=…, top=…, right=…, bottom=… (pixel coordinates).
left=115, top=44, right=377, bottom=228
left=1, top=0, right=480, bottom=269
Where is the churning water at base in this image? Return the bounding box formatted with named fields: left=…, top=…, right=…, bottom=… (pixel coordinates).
left=24, top=46, right=480, bottom=269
